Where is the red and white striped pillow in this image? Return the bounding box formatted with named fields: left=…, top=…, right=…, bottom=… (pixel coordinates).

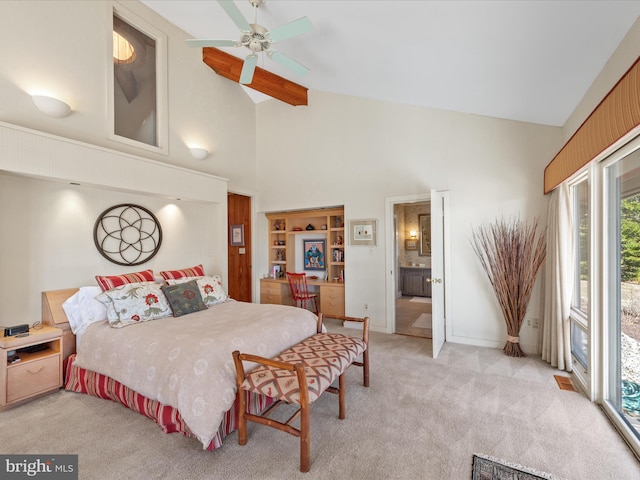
left=159, top=264, right=205, bottom=280
left=95, top=269, right=155, bottom=292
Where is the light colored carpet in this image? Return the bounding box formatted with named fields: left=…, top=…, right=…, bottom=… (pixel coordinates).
left=412, top=313, right=432, bottom=329
left=2, top=326, right=639, bottom=480
left=409, top=296, right=431, bottom=303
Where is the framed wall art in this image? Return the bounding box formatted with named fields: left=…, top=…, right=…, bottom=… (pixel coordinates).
left=230, top=224, right=245, bottom=246
left=405, top=238, right=417, bottom=250
left=93, top=204, right=162, bottom=266
left=349, top=219, right=377, bottom=246
left=303, top=239, right=326, bottom=271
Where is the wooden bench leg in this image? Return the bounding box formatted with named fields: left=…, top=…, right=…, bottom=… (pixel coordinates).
left=232, top=351, right=249, bottom=446
left=300, top=386, right=311, bottom=472
left=338, top=374, right=345, bottom=420
left=237, top=390, right=248, bottom=446
left=363, top=349, right=370, bottom=387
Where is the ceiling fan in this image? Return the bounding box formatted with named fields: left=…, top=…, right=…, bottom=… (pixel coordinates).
left=187, top=0, right=312, bottom=85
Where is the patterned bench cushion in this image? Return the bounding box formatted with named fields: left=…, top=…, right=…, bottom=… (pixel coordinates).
left=241, top=333, right=366, bottom=404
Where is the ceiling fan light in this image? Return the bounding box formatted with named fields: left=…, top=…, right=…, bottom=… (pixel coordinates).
left=190, top=0, right=312, bottom=80
left=248, top=39, right=263, bottom=52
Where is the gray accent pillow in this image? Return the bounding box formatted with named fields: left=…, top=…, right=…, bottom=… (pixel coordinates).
left=161, top=279, right=207, bottom=317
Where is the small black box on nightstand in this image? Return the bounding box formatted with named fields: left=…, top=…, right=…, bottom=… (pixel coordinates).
left=3, top=324, right=29, bottom=337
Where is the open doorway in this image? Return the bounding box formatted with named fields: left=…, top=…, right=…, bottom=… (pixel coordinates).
left=386, top=191, right=448, bottom=358
left=394, top=201, right=432, bottom=338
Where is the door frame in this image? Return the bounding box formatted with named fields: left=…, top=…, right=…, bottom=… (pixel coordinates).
left=384, top=192, right=451, bottom=354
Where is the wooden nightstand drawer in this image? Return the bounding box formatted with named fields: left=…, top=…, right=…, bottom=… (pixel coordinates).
left=7, top=355, right=61, bottom=403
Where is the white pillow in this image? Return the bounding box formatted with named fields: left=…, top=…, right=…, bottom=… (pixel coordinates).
left=166, top=275, right=228, bottom=306
left=62, top=286, right=107, bottom=335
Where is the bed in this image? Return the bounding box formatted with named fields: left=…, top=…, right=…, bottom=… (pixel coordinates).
left=42, top=272, right=318, bottom=451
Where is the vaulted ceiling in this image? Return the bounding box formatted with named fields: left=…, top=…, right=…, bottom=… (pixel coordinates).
left=142, top=0, right=640, bottom=126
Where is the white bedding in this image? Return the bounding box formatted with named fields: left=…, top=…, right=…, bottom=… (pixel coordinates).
left=74, top=299, right=318, bottom=448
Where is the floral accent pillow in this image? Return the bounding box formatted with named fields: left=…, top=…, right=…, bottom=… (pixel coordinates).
left=161, top=279, right=207, bottom=317
left=166, top=275, right=228, bottom=306
left=96, top=282, right=171, bottom=328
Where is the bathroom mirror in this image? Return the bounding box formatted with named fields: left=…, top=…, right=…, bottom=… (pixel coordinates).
left=419, top=213, right=431, bottom=256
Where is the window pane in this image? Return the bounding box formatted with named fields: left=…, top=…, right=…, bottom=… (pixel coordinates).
left=572, top=179, right=589, bottom=314
left=113, top=14, right=157, bottom=147
left=571, top=321, right=588, bottom=369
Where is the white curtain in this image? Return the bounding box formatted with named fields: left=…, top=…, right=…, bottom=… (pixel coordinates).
left=542, top=183, right=574, bottom=371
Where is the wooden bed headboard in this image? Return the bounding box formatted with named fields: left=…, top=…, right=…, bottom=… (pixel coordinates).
left=42, top=288, right=78, bottom=361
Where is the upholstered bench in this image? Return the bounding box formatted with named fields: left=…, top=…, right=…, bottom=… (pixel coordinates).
left=231, top=314, right=369, bottom=473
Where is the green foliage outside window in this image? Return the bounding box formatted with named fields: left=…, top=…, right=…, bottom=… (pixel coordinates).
left=621, top=196, right=640, bottom=282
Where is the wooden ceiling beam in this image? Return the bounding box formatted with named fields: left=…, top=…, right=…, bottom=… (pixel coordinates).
left=202, top=47, right=308, bottom=106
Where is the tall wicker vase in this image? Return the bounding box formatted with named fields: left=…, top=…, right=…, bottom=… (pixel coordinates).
left=471, top=218, right=547, bottom=357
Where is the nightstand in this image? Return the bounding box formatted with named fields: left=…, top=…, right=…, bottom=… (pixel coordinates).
left=0, top=325, right=63, bottom=410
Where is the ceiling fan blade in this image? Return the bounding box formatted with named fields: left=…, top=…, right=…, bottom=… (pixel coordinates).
left=216, top=0, right=251, bottom=32
left=268, top=50, right=309, bottom=77
left=239, top=54, right=258, bottom=84
left=268, top=17, right=313, bottom=43
left=186, top=39, right=238, bottom=48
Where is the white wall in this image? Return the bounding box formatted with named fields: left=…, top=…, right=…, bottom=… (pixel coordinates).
left=2, top=0, right=636, bottom=354
left=0, top=1, right=252, bottom=322
left=255, top=91, right=563, bottom=352
left=0, top=172, right=222, bottom=324
left=563, top=17, right=640, bottom=141
left=0, top=0, right=257, bottom=193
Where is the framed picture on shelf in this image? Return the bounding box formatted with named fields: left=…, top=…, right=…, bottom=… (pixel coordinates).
left=230, top=224, right=244, bottom=246
left=405, top=239, right=417, bottom=250
left=303, top=239, right=326, bottom=271
left=270, top=265, right=281, bottom=279
left=349, top=219, right=377, bottom=246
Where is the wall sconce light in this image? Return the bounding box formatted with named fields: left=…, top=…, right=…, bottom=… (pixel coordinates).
left=189, top=147, right=209, bottom=160
left=410, top=230, right=417, bottom=239
left=32, top=95, right=72, bottom=118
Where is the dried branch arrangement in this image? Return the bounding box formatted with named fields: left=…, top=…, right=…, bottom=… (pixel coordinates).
left=471, top=217, right=547, bottom=357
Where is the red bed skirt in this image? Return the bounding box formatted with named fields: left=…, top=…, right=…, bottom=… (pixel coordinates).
left=64, top=354, right=274, bottom=450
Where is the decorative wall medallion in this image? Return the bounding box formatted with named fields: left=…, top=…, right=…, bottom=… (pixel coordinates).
left=94, top=204, right=163, bottom=266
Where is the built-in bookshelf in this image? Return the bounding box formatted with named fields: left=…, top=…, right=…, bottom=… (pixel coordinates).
left=266, top=206, right=345, bottom=282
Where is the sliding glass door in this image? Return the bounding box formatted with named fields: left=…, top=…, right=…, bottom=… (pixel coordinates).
left=603, top=144, right=640, bottom=442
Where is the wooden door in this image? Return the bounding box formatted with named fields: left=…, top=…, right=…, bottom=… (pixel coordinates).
left=227, top=193, right=252, bottom=302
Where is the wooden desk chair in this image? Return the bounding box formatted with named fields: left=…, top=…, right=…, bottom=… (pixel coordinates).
left=286, top=272, right=318, bottom=315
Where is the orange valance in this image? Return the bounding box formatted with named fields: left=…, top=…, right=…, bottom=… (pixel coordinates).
left=544, top=56, right=640, bottom=194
